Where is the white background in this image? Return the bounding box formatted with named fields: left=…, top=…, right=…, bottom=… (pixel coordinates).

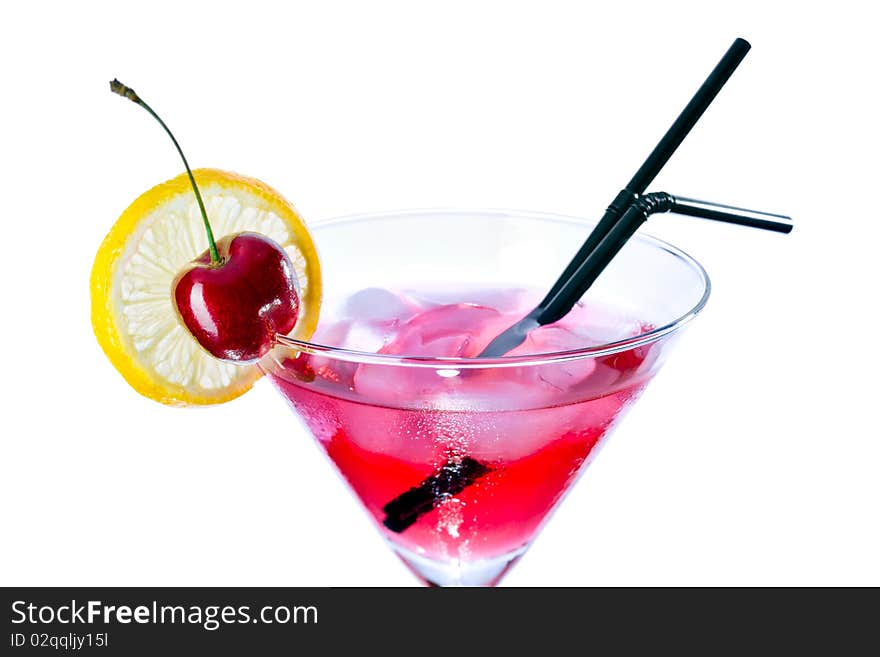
left=1, top=0, right=878, bottom=586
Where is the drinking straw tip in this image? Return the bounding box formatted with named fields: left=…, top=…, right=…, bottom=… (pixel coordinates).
left=735, top=37, right=752, bottom=50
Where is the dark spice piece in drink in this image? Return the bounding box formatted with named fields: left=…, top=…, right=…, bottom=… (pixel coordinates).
left=383, top=457, right=492, bottom=533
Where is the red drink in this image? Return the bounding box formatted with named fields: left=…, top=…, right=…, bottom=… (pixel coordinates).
left=265, top=287, right=661, bottom=585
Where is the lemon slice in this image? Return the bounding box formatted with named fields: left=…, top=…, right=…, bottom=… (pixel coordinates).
left=91, top=168, right=322, bottom=406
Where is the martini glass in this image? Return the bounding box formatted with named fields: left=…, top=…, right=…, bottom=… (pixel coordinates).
left=259, top=209, right=710, bottom=586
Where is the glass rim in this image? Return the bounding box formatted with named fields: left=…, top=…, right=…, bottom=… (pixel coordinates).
left=270, top=208, right=712, bottom=370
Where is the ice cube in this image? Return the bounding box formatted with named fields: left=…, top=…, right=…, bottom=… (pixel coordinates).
left=336, top=402, right=442, bottom=465
left=323, top=288, right=425, bottom=355
left=556, top=300, right=646, bottom=347
left=309, top=317, right=352, bottom=348
left=463, top=403, right=590, bottom=461
left=342, top=287, right=420, bottom=321
left=406, top=287, right=534, bottom=314
left=379, top=303, right=510, bottom=358
left=344, top=320, right=395, bottom=353
left=508, top=325, right=597, bottom=391
left=352, top=304, right=513, bottom=405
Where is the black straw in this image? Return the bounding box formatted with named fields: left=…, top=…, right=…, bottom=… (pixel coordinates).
left=626, top=38, right=751, bottom=192
left=522, top=193, right=792, bottom=327
left=479, top=191, right=792, bottom=357
left=534, top=38, right=751, bottom=322
left=669, top=195, right=793, bottom=233
left=478, top=38, right=761, bottom=358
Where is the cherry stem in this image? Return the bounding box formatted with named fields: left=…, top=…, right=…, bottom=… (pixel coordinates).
left=109, top=79, right=221, bottom=265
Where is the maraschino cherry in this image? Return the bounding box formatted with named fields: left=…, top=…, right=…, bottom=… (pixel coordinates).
left=110, top=80, right=300, bottom=362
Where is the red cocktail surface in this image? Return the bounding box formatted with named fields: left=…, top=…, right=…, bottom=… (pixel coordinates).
left=265, top=288, right=660, bottom=581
